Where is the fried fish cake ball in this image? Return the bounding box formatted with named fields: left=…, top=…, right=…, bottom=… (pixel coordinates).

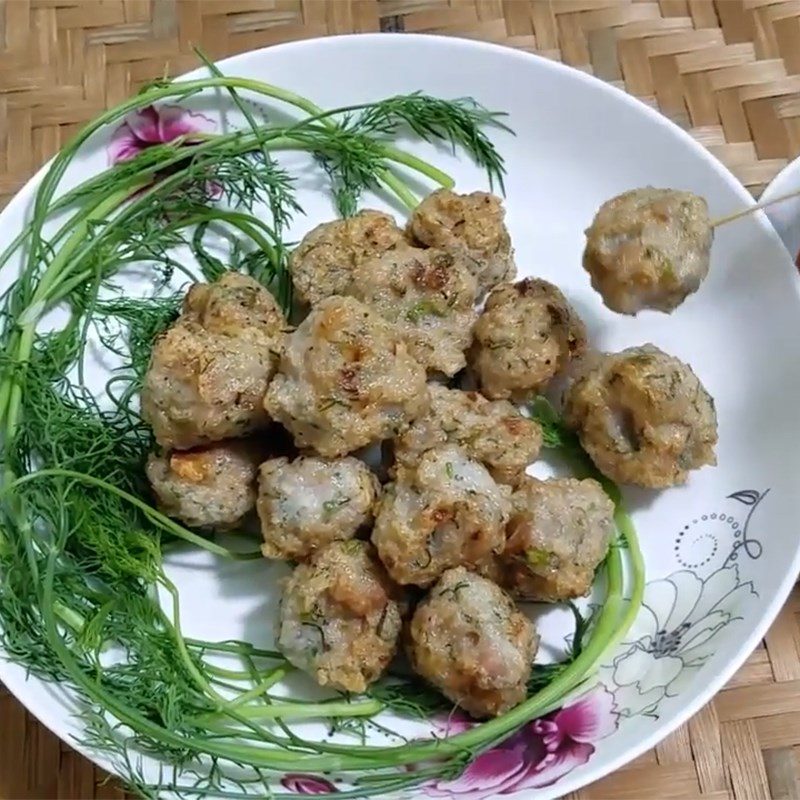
left=353, top=246, right=478, bottom=377
left=563, top=344, right=718, bottom=488
left=146, top=438, right=265, bottom=530
left=583, top=187, right=712, bottom=314
left=393, top=384, right=542, bottom=486
left=258, top=456, right=380, bottom=561
left=141, top=273, right=287, bottom=450
left=264, top=296, right=429, bottom=458
left=372, top=445, right=511, bottom=587
left=408, top=190, right=515, bottom=294
left=468, top=278, right=587, bottom=400
left=277, top=541, right=406, bottom=693
left=407, top=567, right=538, bottom=719
left=498, top=476, right=615, bottom=601
left=182, top=271, right=288, bottom=339
left=141, top=321, right=278, bottom=450
left=290, top=210, right=407, bottom=306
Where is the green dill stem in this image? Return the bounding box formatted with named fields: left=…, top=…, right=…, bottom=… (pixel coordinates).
left=37, top=174, right=197, bottom=304
left=381, top=145, right=454, bottom=188
left=607, top=502, right=645, bottom=656
left=0, top=124, right=443, bottom=297
left=165, top=208, right=281, bottom=265
left=605, top=540, right=624, bottom=602
left=5, top=469, right=262, bottom=560
left=2, top=130, right=256, bottom=252
left=3, top=154, right=189, bottom=269
left=0, top=188, right=135, bottom=438
left=0, top=187, right=137, bottom=448
left=30, top=187, right=141, bottom=306
left=53, top=601, right=87, bottom=633
left=26, top=133, right=251, bottom=241
left=208, top=676, right=254, bottom=695
left=0, top=133, right=251, bottom=277
left=27, top=74, right=463, bottom=278
left=252, top=134, right=425, bottom=209
left=159, top=574, right=227, bottom=705
left=21, top=77, right=308, bottom=305
left=185, top=638, right=284, bottom=661
left=256, top=133, right=455, bottom=198
left=376, top=169, right=418, bottom=210
left=39, top=150, right=287, bottom=310
left=0, top=228, right=28, bottom=277
left=203, top=663, right=285, bottom=681
left=2, top=325, right=33, bottom=442
left=19, top=125, right=430, bottom=332
left=66, top=258, right=193, bottom=304
left=242, top=651, right=274, bottom=700
left=215, top=665, right=292, bottom=710
left=242, top=91, right=446, bottom=208
left=207, top=699, right=384, bottom=723
left=162, top=574, right=328, bottom=752
left=253, top=663, right=291, bottom=691
left=152, top=780, right=428, bottom=800
left=273, top=99, right=457, bottom=188
left=200, top=52, right=292, bottom=293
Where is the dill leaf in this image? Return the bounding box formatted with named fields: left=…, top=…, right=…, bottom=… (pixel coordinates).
left=349, top=92, right=510, bottom=192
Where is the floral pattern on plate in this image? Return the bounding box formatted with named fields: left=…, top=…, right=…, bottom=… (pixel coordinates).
left=424, top=686, right=618, bottom=799
left=108, top=104, right=215, bottom=164
left=281, top=775, right=339, bottom=795
left=107, top=103, right=223, bottom=200
left=598, top=565, right=756, bottom=718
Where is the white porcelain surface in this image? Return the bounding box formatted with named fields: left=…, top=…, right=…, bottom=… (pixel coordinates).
left=762, top=159, right=800, bottom=263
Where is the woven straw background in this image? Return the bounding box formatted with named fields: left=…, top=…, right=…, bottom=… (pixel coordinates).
left=2, top=1, right=800, bottom=798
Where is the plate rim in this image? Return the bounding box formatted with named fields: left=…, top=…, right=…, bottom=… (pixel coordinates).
left=0, top=31, right=798, bottom=800
left=760, top=154, right=800, bottom=260
left=762, top=155, right=800, bottom=204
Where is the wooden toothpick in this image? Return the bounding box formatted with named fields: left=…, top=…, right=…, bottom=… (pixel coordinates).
left=710, top=186, right=800, bottom=228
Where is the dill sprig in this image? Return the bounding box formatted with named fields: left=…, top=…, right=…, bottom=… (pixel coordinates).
left=527, top=601, right=593, bottom=694
left=368, top=673, right=452, bottom=719
left=349, top=92, right=510, bottom=192
left=529, top=395, right=622, bottom=505
left=95, top=294, right=182, bottom=383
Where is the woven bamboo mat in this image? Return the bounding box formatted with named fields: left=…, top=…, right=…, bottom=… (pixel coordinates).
left=2, top=1, right=800, bottom=798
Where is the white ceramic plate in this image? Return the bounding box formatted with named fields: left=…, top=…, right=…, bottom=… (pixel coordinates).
left=2, top=34, right=800, bottom=800
left=762, top=159, right=800, bottom=263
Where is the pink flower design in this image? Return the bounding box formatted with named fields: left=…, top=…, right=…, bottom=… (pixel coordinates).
left=280, top=774, right=338, bottom=795
left=425, top=686, right=618, bottom=800
left=108, top=104, right=215, bottom=165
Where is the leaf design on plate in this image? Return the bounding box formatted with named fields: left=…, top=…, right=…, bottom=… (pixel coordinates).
left=727, top=490, right=761, bottom=506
